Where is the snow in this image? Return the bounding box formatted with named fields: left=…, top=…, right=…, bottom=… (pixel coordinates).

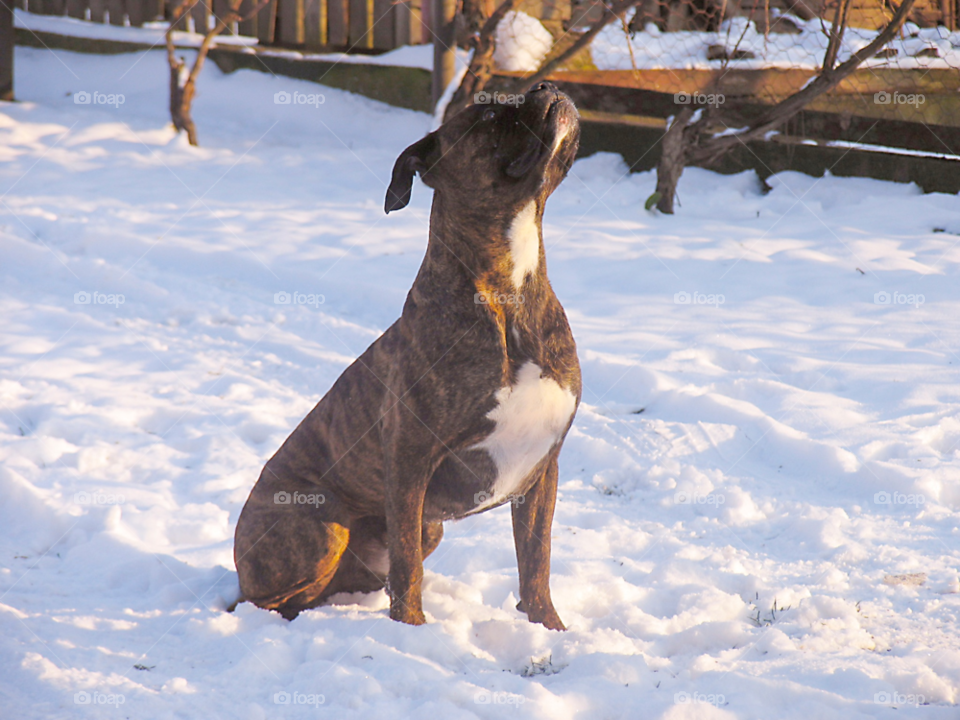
left=15, top=9, right=464, bottom=71
left=15, top=8, right=258, bottom=47
left=494, top=11, right=554, bottom=72
left=590, top=12, right=960, bottom=70
left=3, top=46, right=960, bottom=719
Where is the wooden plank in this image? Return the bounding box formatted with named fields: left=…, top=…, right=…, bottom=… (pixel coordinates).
left=191, top=0, right=211, bottom=32
left=257, top=0, right=277, bottom=42
left=348, top=0, right=368, bottom=47
left=327, top=0, right=348, bottom=45
left=394, top=0, right=413, bottom=45
left=125, top=0, right=147, bottom=25
left=88, top=0, right=106, bottom=22
left=238, top=0, right=258, bottom=36
left=106, top=0, right=125, bottom=24
left=277, top=0, right=304, bottom=43
left=505, top=68, right=960, bottom=102
left=65, top=0, right=86, bottom=18
left=303, top=0, right=324, bottom=46
left=371, top=0, right=393, bottom=49
left=0, top=0, right=12, bottom=101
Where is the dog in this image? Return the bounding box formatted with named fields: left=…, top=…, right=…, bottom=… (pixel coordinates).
left=234, top=81, right=581, bottom=630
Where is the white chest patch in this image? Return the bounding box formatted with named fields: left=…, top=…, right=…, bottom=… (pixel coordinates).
left=473, top=361, right=576, bottom=510
left=508, top=201, right=540, bottom=290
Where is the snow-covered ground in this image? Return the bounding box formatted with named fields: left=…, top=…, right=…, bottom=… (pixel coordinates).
left=2, top=47, right=960, bottom=719
left=592, top=16, right=960, bottom=70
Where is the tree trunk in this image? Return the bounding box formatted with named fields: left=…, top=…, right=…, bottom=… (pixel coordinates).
left=652, top=0, right=917, bottom=213
left=654, top=107, right=693, bottom=214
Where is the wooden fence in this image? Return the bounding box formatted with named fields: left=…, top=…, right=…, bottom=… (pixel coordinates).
left=15, top=0, right=426, bottom=50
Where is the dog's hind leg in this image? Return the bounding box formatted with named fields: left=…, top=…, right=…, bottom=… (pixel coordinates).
left=234, top=470, right=351, bottom=619
left=319, top=518, right=444, bottom=599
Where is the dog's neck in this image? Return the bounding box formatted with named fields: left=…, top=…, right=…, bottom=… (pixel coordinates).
left=418, top=191, right=548, bottom=305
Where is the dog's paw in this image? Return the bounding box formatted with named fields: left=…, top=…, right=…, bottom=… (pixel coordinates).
left=517, top=600, right=566, bottom=631
left=389, top=606, right=427, bottom=625
left=532, top=611, right=566, bottom=631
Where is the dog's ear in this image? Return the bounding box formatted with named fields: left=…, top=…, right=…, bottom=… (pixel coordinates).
left=385, top=133, right=439, bottom=214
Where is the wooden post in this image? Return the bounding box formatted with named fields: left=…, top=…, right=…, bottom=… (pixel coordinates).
left=327, top=0, right=347, bottom=45
left=431, top=0, right=455, bottom=109
left=258, top=0, right=277, bottom=42
left=0, top=0, right=13, bottom=102
left=348, top=0, right=368, bottom=47
left=126, top=0, right=146, bottom=25
left=372, top=0, right=393, bottom=49
left=395, top=0, right=419, bottom=45
left=278, top=0, right=305, bottom=43
left=66, top=0, right=86, bottom=19
left=106, top=0, right=125, bottom=23
left=304, top=0, right=324, bottom=47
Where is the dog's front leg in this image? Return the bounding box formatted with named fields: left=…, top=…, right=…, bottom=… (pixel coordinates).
left=381, top=409, right=442, bottom=625
left=512, top=451, right=566, bottom=631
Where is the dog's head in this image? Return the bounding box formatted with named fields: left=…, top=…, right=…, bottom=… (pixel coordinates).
left=384, top=82, right=580, bottom=215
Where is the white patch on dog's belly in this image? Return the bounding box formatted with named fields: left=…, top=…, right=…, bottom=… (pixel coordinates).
left=472, top=361, right=576, bottom=511
left=508, top=201, right=539, bottom=289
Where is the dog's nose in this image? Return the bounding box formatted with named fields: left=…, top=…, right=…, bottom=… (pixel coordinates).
left=530, top=81, right=557, bottom=95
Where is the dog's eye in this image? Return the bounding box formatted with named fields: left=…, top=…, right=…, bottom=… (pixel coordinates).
left=483, top=109, right=496, bottom=122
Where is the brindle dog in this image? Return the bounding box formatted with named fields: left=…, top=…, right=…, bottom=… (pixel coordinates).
left=234, top=82, right=581, bottom=629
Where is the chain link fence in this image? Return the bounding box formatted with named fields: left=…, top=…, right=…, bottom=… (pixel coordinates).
left=492, top=0, right=960, bottom=155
